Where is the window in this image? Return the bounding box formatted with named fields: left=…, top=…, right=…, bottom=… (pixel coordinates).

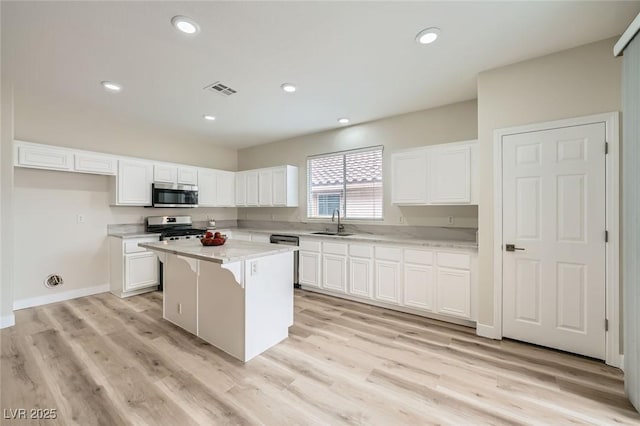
left=307, top=146, right=383, bottom=220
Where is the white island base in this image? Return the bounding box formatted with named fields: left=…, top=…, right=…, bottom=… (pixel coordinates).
left=141, top=241, right=295, bottom=362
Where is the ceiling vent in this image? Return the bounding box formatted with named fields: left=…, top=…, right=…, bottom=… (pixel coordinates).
left=44, top=274, right=64, bottom=288
left=204, top=81, right=237, bottom=97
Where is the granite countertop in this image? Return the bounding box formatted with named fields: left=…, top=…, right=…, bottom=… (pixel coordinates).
left=108, top=231, right=162, bottom=239
left=139, top=239, right=298, bottom=264
left=226, top=228, right=478, bottom=250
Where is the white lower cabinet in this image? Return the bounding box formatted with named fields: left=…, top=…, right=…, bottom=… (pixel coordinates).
left=403, top=248, right=435, bottom=311
left=299, top=238, right=321, bottom=288
left=436, top=267, right=471, bottom=319
left=321, top=241, right=347, bottom=293
left=109, top=236, right=159, bottom=298
left=374, top=260, right=401, bottom=304
left=349, top=257, right=373, bottom=298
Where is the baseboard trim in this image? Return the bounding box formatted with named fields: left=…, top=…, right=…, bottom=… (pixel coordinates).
left=476, top=323, right=502, bottom=340
left=1, top=314, right=15, bottom=329
left=13, top=284, right=110, bottom=311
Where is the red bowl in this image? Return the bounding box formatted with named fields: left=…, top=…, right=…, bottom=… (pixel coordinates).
left=201, top=237, right=226, bottom=246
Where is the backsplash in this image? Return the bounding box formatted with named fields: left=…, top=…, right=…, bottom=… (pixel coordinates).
left=107, top=219, right=238, bottom=234
left=237, top=220, right=477, bottom=242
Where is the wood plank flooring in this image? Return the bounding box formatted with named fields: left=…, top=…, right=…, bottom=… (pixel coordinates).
left=1, top=289, right=638, bottom=425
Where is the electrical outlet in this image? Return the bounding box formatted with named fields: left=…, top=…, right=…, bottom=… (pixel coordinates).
left=399, top=216, right=404, bottom=224
left=251, top=261, right=258, bottom=275
left=76, top=214, right=85, bottom=224
left=447, top=216, right=455, bottom=225
left=178, top=303, right=182, bottom=314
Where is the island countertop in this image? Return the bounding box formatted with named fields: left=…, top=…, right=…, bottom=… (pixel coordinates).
left=139, top=239, right=298, bottom=264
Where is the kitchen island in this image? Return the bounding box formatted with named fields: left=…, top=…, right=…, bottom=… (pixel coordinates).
left=139, top=239, right=297, bottom=362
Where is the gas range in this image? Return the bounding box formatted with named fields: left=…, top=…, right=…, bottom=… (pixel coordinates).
left=146, top=215, right=206, bottom=241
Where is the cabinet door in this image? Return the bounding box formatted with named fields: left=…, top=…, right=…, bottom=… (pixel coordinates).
left=258, top=169, right=273, bottom=206
left=235, top=172, right=247, bottom=206
left=197, top=169, right=217, bottom=206
left=178, top=167, right=198, bottom=185
left=299, top=251, right=321, bottom=288
left=74, top=153, right=116, bottom=175
left=163, top=255, right=197, bottom=335
left=272, top=167, right=287, bottom=206
left=124, top=252, right=158, bottom=291
left=404, top=264, right=435, bottom=311
left=436, top=267, right=471, bottom=319
left=154, top=164, right=177, bottom=183
left=17, top=144, right=73, bottom=171
left=349, top=257, right=372, bottom=298
left=374, top=260, right=401, bottom=304
left=391, top=150, right=428, bottom=204
left=322, top=254, right=347, bottom=293
left=216, top=171, right=235, bottom=207
left=246, top=171, right=259, bottom=206
left=429, top=145, right=471, bottom=204
left=232, top=232, right=252, bottom=242
left=118, top=160, right=153, bottom=205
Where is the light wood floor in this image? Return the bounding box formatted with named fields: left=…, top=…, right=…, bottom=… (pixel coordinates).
left=1, top=289, right=638, bottom=425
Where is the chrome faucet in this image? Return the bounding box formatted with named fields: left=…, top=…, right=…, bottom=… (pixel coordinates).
left=332, top=208, right=345, bottom=234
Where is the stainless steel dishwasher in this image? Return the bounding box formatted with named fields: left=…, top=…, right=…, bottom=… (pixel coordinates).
left=270, top=234, right=299, bottom=288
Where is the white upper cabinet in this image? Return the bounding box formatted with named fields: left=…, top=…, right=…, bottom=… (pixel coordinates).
left=197, top=168, right=217, bottom=206
left=215, top=170, right=235, bottom=207
left=391, top=140, right=478, bottom=206
left=154, top=164, right=178, bottom=183
left=74, top=152, right=117, bottom=175
left=14, top=141, right=73, bottom=172
left=198, top=168, right=235, bottom=207
left=258, top=169, right=273, bottom=206
left=429, top=145, right=471, bottom=204
left=115, top=159, right=153, bottom=206
left=154, top=165, right=197, bottom=185
left=235, top=172, right=247, bottom=206
left=245, top=171, right=259, bottom=206
left=391, top=150, right=428, bottom=204
left=178, top=167, right=198, bottom=185
left=236, top=165, right=298, bottom=208
left=272, top=165, right=299, bottom=207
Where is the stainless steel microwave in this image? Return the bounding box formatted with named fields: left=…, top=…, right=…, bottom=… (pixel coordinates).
left=152, top=183, right=198, bottom=208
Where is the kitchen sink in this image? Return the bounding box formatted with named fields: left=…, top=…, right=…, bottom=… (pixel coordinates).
left=311, top=231, right=354, bottom=236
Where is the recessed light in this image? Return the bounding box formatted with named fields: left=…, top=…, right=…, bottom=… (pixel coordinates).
left=101, top=81, right=122, bottom=92
left=171, top=16, right=200, bottom=35
left=337, top=117, right=350, bottom=125
left=203, top=115, right=216, bottom=121
left=415, top=27, right=441, bottom=45
left=281, top=83, right=297, bottom=93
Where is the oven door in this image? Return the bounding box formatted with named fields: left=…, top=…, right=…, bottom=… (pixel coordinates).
left=152, top=183, right=198, bottom=208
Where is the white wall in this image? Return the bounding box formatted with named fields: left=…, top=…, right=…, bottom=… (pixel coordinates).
left=476, top=37, right=622, bottom=327
left=11, top=86, right=239, bottom=305
left=237, top=100, right=479, bottom=228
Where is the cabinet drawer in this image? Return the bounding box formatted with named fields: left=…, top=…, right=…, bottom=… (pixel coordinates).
left=437, top=252, right=471, bottom=270
left=404, top=249, right=433, bottom=265
left=124, top=237, right=160, bottom=254
left=375, top=246, right=401, bottom=261
left=300, top=239, right=321, bottom=252
left=323, top=242, right=347, bottom=256
left=349, top=244, right=372, bottom=258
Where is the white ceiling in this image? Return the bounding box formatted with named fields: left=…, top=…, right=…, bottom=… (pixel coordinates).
left=3, top=1, right=639, bottom=148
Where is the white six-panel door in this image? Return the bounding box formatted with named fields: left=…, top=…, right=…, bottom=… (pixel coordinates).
left=502, top=122, right=607, bottom=359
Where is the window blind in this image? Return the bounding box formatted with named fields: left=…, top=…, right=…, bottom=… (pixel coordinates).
left=307, top=146, right=383, bottom=220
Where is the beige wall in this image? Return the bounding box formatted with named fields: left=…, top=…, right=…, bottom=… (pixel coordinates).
left=238, top=100, right=479, bottom=228
left=11, top=97, right=238, bottom=304
left=476, top=37, right=622, bottom=326
left=1, top=77, right=14, bottom=323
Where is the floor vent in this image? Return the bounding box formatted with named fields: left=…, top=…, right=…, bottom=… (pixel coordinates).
left=44, top=274, right=64, bottom=288
left=204, top=81, right=238, bottom=96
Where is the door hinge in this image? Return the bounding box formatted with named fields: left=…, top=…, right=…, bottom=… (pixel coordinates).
left=605, top=230, right=609, bottom=243
left=605, top=142, right=609, bottom=155
left=605, top=318, right=609, bottom=332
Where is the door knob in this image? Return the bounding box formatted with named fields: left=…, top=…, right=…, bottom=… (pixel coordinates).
left=505, top=244, right=525, bottom=252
